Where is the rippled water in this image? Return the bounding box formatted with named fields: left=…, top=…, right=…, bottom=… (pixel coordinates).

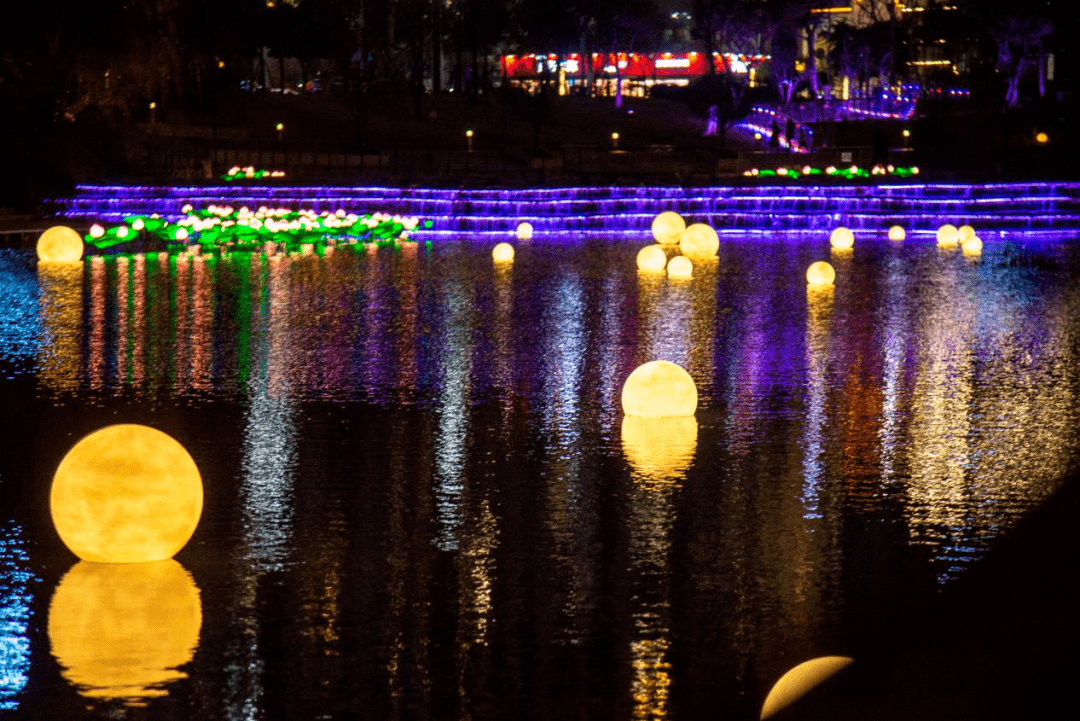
left=2, top=233, right=1080, bottom=719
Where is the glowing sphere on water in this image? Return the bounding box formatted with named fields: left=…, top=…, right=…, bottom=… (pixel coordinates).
left=962, top=235, right=983, bottom=256
left=829, top=226, right=854, bottom=250
left=50, top=424, right=203, bottom=563
left=48, top=559, right=202, bottom=704
left=651, top=211, right=686, bottom=245
left=516, top=222, right=533, bottom=240
left=937, top=224, right=959, bottom=246
left=492, top=242, right=515, bottom=262
left=679, top=223, right=719, bottom=262
left=36, top=226, right=84, bottom=263
left=888, top=225, right=906, bottom=242
left=958, top=224, right=975, bottom=242
left=806, top=261, right=835, bottom=286
left=621, top=360, right=697, bottom=418
left=621, top=416, right=698, bottom=484
left=636, top=244, right=668, bottom=272
left=760, top=656, right=854, bottom=719
left=667, top=255, right=693, bottom=279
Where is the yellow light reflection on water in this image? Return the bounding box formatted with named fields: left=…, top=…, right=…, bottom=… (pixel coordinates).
left=37, top=262, right=83, bottom=393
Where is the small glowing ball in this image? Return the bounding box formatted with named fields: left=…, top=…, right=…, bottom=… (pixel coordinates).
left=621, top=360, right=697, bottom=418
left=36, top=226, right=84, bottom=263
left=651, top=211, right=686, bottom=245
left=132, top=218, right=145, bottom=231
left=678, top=223, right=719, bottom=262
left=667, top=255, right=693, bottom=279
left=760, top=656, right=854, bottom=719
left=937, top=224, right=959, bottom=246
left=958, top=224, right=975, bottom=242
left=175, top=228, right=189, bottom=241
left=829, top=227, right=854, bottom=250
left=888, top=225, right=906, bottom=242
left=516, top=222, right=533, bottom=240
left=50, top=424, right=203, bottom=563
left=962, top=235, right=983, bottom=256
left=636, top=244, right=668, bottom=272
left=89, top=224, right=105, bottom=239
left=1036, top=131, right=1049, bottom=144
left=117, top=226, right=130, bottom=239
left=621, top=416, right=698, bottom=484
left=492, top=242, right=514, bottom=262
left=806, top=261, right=836, bottom=286
left=48, top=560, right=201, bottom=704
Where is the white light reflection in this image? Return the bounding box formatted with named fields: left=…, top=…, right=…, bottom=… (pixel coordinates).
left=434, top=281, right=472, bottom=552
left=0, top=522, right=35, bottom=712
left=802, top=287, right=833, bottom=520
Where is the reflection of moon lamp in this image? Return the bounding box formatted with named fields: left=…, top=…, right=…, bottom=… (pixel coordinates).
left=760, top=656, right=854, bottom=720
left=516, top=222, right=533, bottom=240
left=958, top=224, right=975, bottom=242
left=887, top=225, right=905, bottom=242
left=621, top=360, right=697, bottom=417
left=48, top=560, right=202, bottom=703
left=636, top=244, right=668, bottom=272
left=50, top=425, right=203, bottom=563
left=37, top=226, right=84, bottom=263
left=962, top=235, right=983, bottom=256
left=806, top=260, right=836, bottom=286
left=667, top=255, right=693, bottom=279
left=492, top=242, right=514, bottom=262
left=651, top=211, right=686, bottom=245
left=937, top=224, right=959, bottom=246
left=679, top=223, right=719, bottom=262
left=829, top=227, right=854, bottom=250
left=621, top=416, right=698, bottom=483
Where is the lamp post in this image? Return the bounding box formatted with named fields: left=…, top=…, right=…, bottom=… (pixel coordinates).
left=611, top=131, right=620, bottom=149
left=276, top=122, right=284, bottom=141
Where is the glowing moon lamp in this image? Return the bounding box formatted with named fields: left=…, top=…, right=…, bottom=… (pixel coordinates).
left=50, top=424, right=203, bottom=564
left=37, top=226, right=84, bottom=263
left=958, top=224, right=975, bottom=242
left=516, top=222, right=533, bottom=240
left=937, top=224, right=959, bottom=247
left=760, top=656, right=854, bottom=720
left=621, top=360, right=697, bottom=418
left=806, top=260, right=836, bottom=286
left=887, top=225, right=905, bottom=242
left=667, top=255, right=693, bottom=279
left=829, top=226, right=854, bottom=251
left=679, top=223, right=719, bottom=262
left=962, top=235, right=983, bottom=256
left=48, top=559, right=202, bottom=703
left=636, top=244, right=667, bottom=272
left=621, top=416, right=698, bottom=484
left=492, top=242, right=514, bottom=263
left=651, top=211, right=686, bottom=245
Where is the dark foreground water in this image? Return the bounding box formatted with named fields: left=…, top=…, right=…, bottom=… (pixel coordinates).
left=2, top=233, right=1080, bottom=719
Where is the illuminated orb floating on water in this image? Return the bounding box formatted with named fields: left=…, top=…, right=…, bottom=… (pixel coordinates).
left=667, top=255, right=693, bottom=279
left=516, top=222, right=533, bottom=240
left=829, top=227, right=854, bottom=251
left=651, top=211, right=686, bottom=245
left=806, top=261, right=836, bottom=286
left=760, top=656, right=855, bottom=720
left=958, top=224, right=975, bottom=242
left=937, top=224, right=959, bottom=246
left=36, top=226, right=84, bottom=263
left=50, top=424, right=204, bottom=563
left=887, top=225, right=906, bottom=241
left=621, top=416, right=698, bottom=484
left=636, top=244, right=667, bottom=272
left=492, top=242, right=514, bottom=262
left=48, top=559, right=202, bottom=704
left=962, top=235, right=983, bottom=256
left=621, top=360, right=697, bottom=418
left=678, top=223, right=719, bottom=262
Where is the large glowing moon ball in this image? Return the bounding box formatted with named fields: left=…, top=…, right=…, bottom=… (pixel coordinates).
left=958, top=224, right=975, bottom=242
left=806, top=261, right=836, bottom=286
left=50, top=424, right=203, bottom=563
left=49, top=560, right=202, bottom=703
left=516, top=222, right=533, bottom=240
left=962, top=235, right=983, bottom=256
left=492, top=242, right=515, bottom=262
left=636, top=244, right=668, bottom=272
left=829, top=226, right=854, bottom=250
left=679, top=223, right=719, bottom=262
left=651, top=211, right=686, bottom=245
left=37, top=226, right=84, bottom=263
left=760, top=656, right=855, bottom=719
left=621, top=360, right=697, bottom=418
left=887, top=225, right=906, bottom=242
left=667, top=255, right=693, bottom=279
left=937, top=224, right=959, bottom=247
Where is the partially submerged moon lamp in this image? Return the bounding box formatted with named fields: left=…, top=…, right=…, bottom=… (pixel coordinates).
left=667, top=255, right=693, bottom=279
left=48, top=559, right=202, bottom=703
left=962, top=235, right=983, bottom=256
left=829, top=226, right=854, bottom=251
left=651, top=211, right=686, bottom=245
left=621, top=360, right=697, bottom=418
left=678, top=223, right=719, bottom=262
left=50, top=424, right=203, bottom=564
left=806, top=261, right=836, bottom=287
left=516, top=222, right=533, bottom=240
left=492, top=242, right=515, bottom=263
left=887, top=225, right=905, bottom=242
left=636, top=244, right=668, bottom=272
left=760, top=656, right=854, bottom=720
left=36, top=226, right=84, bottom=263
left=937, top=223, right=959, bottom=247
left=621, top=416, right=698, bottom=483
left=958, top=224, right=975, bottom=242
